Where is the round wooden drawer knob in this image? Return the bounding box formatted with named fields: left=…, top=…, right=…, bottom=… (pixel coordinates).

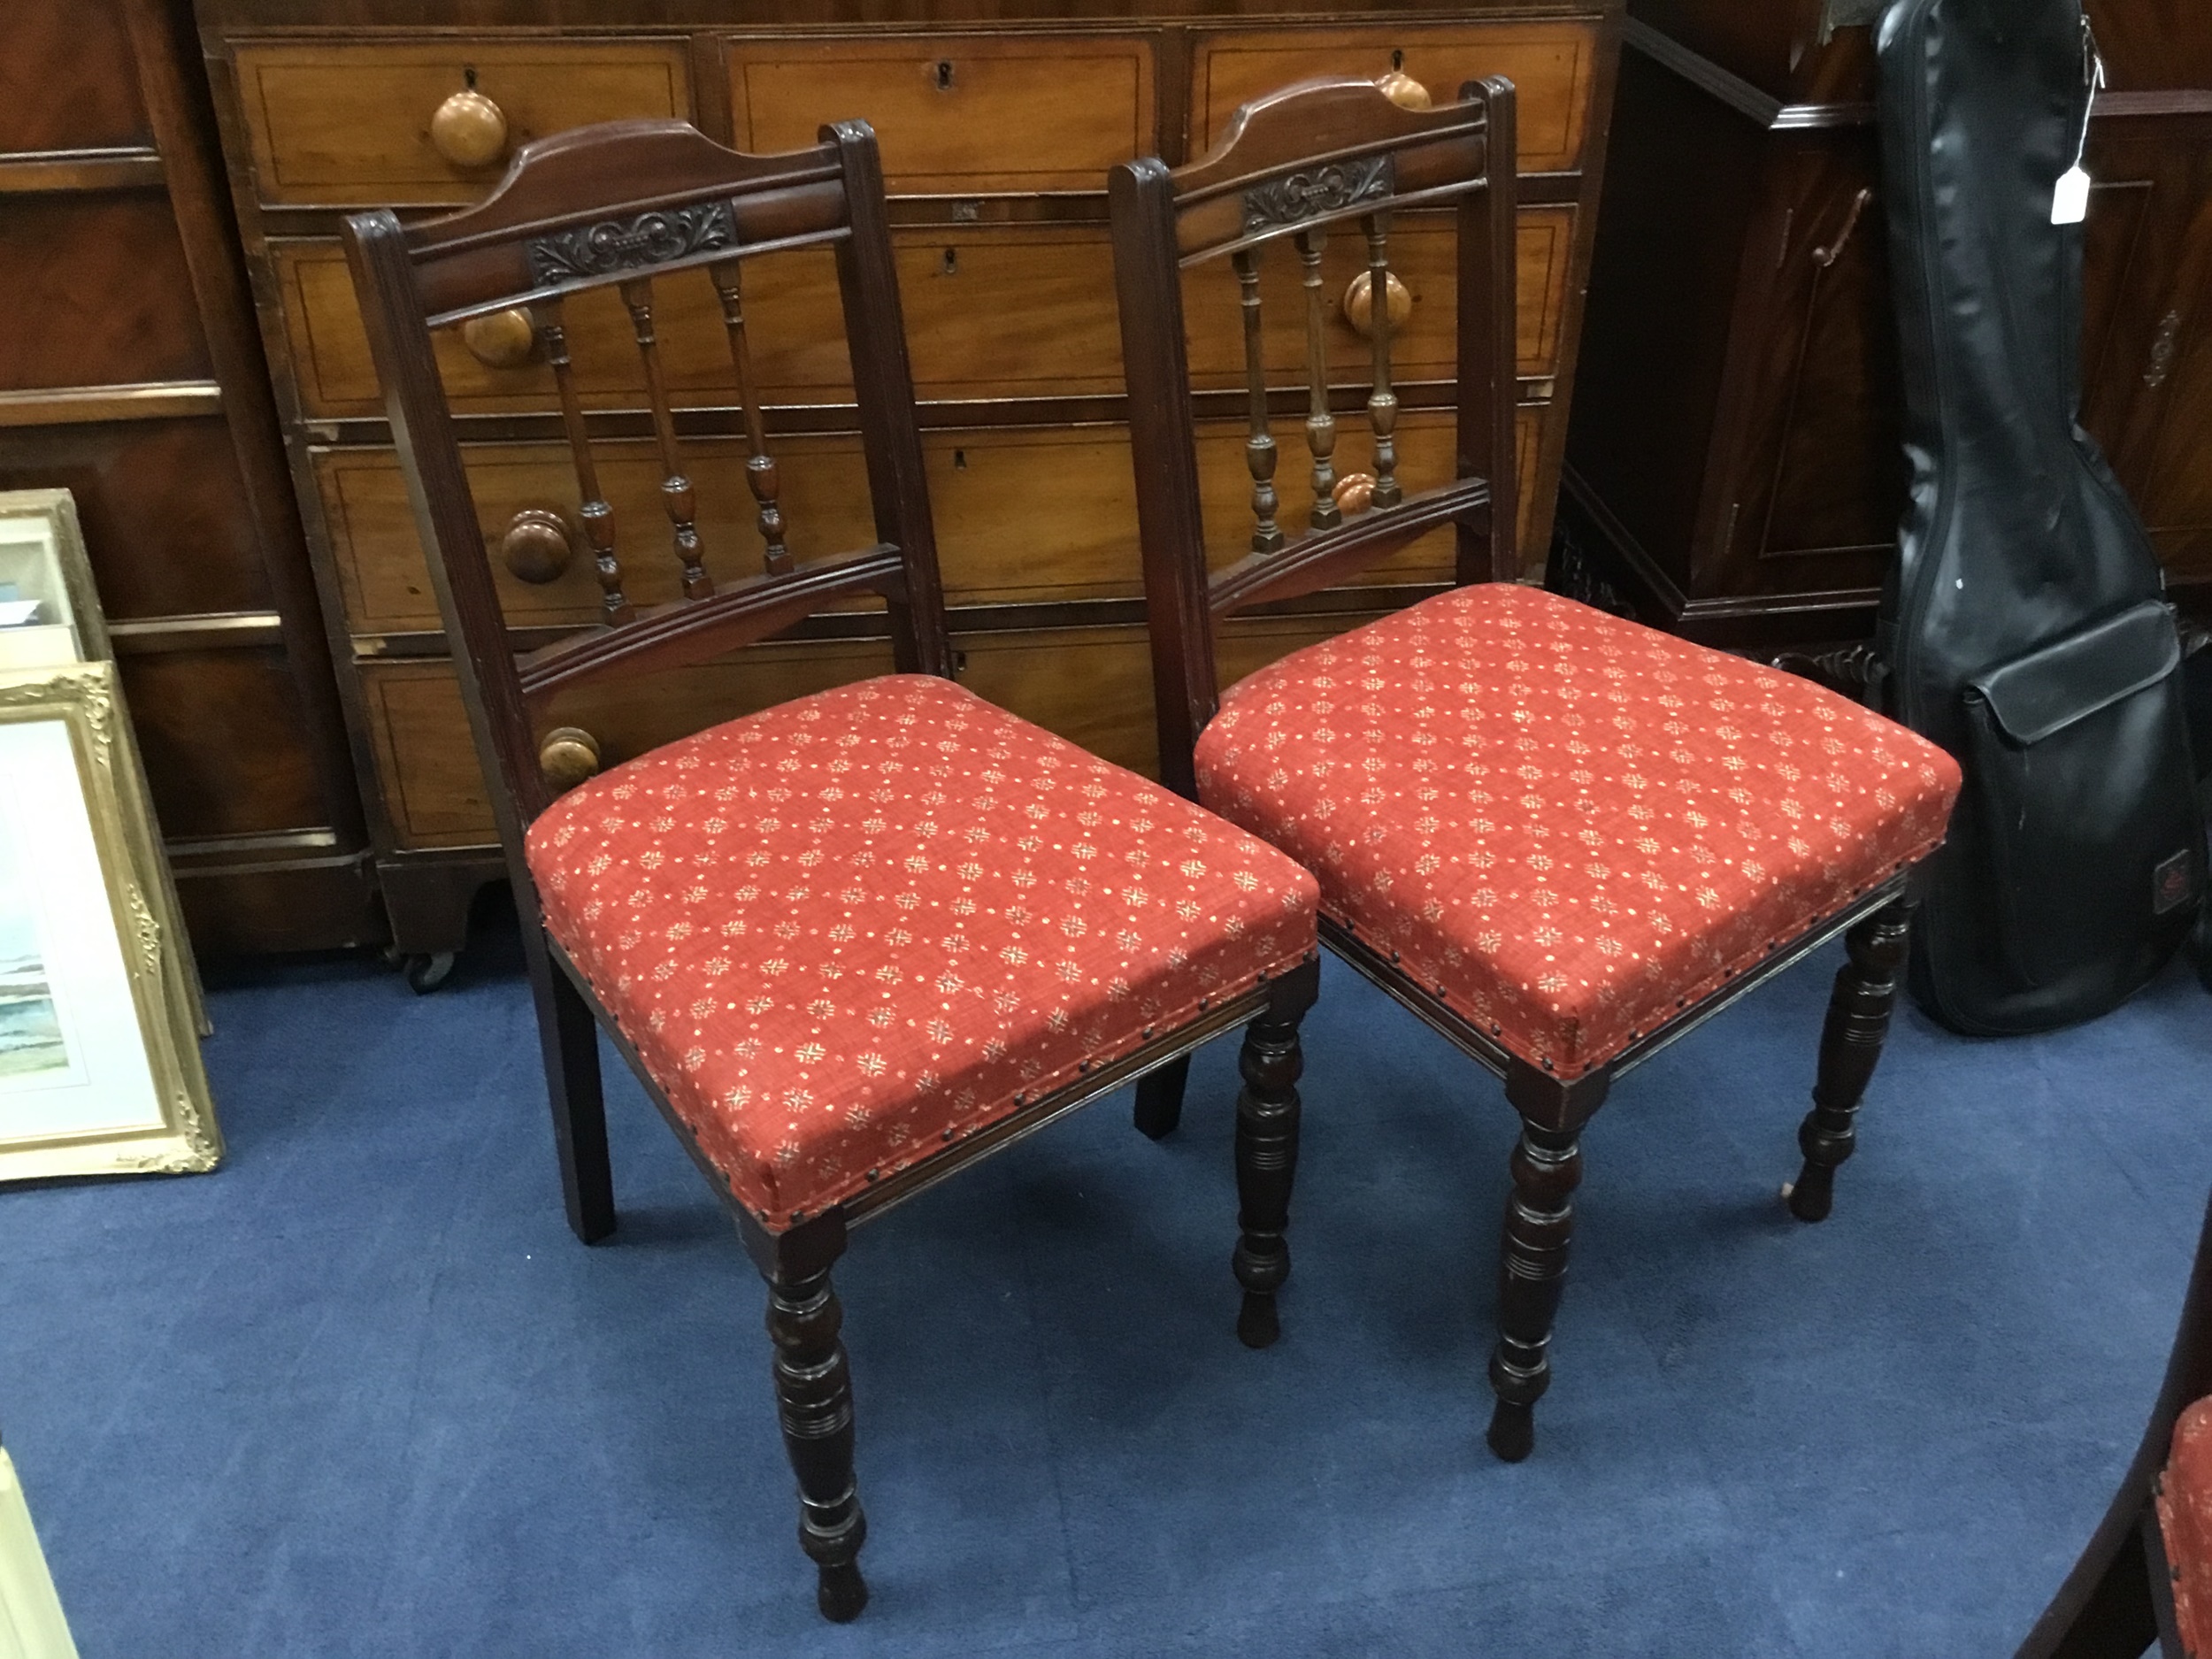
left=430, top=88, right=509, bottom=170
left=1376, top=71, right=1433, bottom=111
left=1342, top=269, right=1414, bottom=338
left=1333, top=472, right=1378, bottom=515
left=501, top=509, right=575, bottom=584
left=538, top=726, right=602, bottom=791
left=461, top=307, right=536, bottom=369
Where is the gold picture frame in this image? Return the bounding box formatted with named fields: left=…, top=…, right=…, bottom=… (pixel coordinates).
left=0, top=661, right=220, bottom=1181
left=0, top=487, right=206, bottom=1036
left=0, top=488, right=105, bottom=670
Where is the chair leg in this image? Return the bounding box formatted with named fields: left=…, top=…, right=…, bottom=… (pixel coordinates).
left=526, top=938, right=615, bottom=1245
left=765, top=1254, right=869, bottom=1624
left=1788, top=898, right=1912, bottom=1225
left=1486, top=1117, right=1584, bottom=1463
left=1133, top=1052, right=1192, bottom=1141
left=1233, top=959, right=1321, bottom=1349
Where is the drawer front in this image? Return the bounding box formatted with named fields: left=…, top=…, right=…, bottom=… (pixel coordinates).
left=0, top=420, right=277, bottom=619
left=726, top=34, right=1156, bottom=195
left=956, top=613, right=1381, bottom=780
left=320, top=406, right=1540, bottom=637
left=1189, top=23, right=1600, bottom=175
left=321, top=429, right=1133, bottom=634
left=1197, top=408, right=1541, bottom=580
left=364, top=596, right=1474, bottom=848
left=362, top=641, right=896, bottom=848
left=121, top=649, right=333, bottom=840
left=279, top=224, right=1121, bottom=419
left=0, top=196, right=212, bottom=390
left=234, top=41, right=692, bottom=207
left=1181, top=206, right=1577, bottom=392
left=319, top=437, right=879, bottom=636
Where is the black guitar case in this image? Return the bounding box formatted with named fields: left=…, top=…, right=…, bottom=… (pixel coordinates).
left=1877, top=0, right=2205, bottom=1034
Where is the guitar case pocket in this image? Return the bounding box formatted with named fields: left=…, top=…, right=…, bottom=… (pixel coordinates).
left=1962, top=600, right=2202, bottom=991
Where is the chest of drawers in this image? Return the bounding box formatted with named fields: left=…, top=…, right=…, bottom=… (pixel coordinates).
left=194, top=0, right=1624, bottom=962
left=1, top=0, right=372, bottom=955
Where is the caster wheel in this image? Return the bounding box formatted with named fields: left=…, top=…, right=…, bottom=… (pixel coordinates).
left=403, top=951, right=457, bottom=995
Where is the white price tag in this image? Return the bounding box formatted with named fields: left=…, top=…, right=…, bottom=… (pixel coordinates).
left=2055, top=21, right=2105, bottom=227
left=2052, top=164, right=2091, bottom=225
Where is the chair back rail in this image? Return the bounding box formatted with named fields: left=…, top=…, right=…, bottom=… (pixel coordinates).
left=343, top=119, right=950, bottom=859
left=1110, top=75, right=1519, bottom=798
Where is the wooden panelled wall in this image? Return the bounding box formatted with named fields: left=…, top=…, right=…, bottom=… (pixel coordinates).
left=194, top=0, right=1624, bottom=960
left=1561, top=0, right=2212, bottom=665
left=0, top=0, right=372, bottom=954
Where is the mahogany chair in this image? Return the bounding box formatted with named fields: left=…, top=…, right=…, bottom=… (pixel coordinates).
left=1110, top=75, right=1964, bottom=1462
left=2019, top=1190, right=2212, bottom=1659
left=342, top=118, right=1322, bottom=1622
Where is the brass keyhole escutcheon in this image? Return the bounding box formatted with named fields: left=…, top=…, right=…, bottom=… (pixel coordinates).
left=538, top=726, right=602, bottom=791
left=935, top=59, right=955, bottom=90
left=501, top=508, right=576, bottom=584
left=430, top=87, right=509, bottom=169
left=1341, top=269, right=1414, bottom=338
left=1375, top=70, right=1432, bottom=111
left=461, top=307, right=537, bottom=369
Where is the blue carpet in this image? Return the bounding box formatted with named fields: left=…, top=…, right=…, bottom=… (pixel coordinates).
left=3, top=923, right=2207, bottom=1658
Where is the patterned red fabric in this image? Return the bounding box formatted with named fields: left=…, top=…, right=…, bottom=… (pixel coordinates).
left=2162, top=1396, right=2212, bottom=1658
left=526, top=674, right=1318, bottom=1230
left=1195, top=583, right=1961, bottom=1079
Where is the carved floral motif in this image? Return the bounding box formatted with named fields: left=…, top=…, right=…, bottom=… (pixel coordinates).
left=528, top=201, right=738, bottom=286
left=1241, top=157, right=1394, bottom=234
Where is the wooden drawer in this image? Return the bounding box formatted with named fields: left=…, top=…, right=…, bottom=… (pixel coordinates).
left=358, top=607, right=1378, bottom=847
left=960, top=611, right=1394, bottom=778
left=233, top=41, right=691, bottom=207
left=1197, top=407, right=1542, bottom=580
left=361, top=549, right=1550, bottom=843
left=319, top=437, right=876, bottom=635
left=725, top=33, right=1155, bottom=195
left=361, top=641, right=897, bottom=848
left=1182, top=206, right=1576, bottom=391
left=277, top=223, right=1122, bottom=419
left=321, top=426, right=1152, bottom=633
left=1189, top=23, right=1600, bottom=175
left=318, top=406, right=1540, bottom=637
left=120, top=649, right=332, bottom=840
left=323, top=429, right=1147, bottom=633
left=0, top=196, right=213, bottom=390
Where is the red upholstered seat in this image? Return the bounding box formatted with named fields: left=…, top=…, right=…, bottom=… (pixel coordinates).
left=1195, top=584, right=1962, bottom=1080
left=526, top=674, right=1319, bottom=1230
left=2162, top=1396, right=2212, bottom=1656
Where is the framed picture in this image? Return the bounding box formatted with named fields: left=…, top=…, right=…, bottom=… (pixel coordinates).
left=0, top=489, right=104, bottom=672
left=0, top=488, right=205, bottom=1035
left=0, top=661, right=220, bottom=1181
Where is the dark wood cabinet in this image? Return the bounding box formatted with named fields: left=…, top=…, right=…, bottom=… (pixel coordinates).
left=0, top=0, right=373, bottom=953
left=1560, top=0, right=2212, bottom=664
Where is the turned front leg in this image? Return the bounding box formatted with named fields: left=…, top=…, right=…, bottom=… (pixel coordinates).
left=1789, top=899, right=1912, bottom=1224
left=1233, top=961, right=1319, bottom=1348
left=1486, top=1118, right=1584, bottom=1463
left=765, top=1262, right=868, bottom=1622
